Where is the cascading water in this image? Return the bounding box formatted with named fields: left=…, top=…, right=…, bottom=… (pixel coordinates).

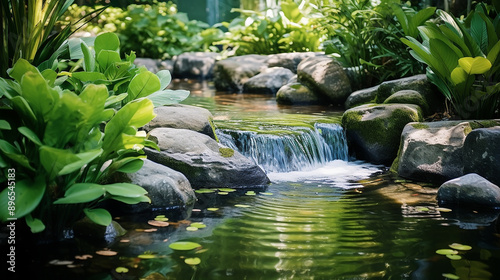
left=217, top=123, right=349, bottom=173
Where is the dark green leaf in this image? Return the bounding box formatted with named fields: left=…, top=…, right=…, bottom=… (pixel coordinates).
left=54, top=183, right=106, bottom=204
left=0, top=178, right=46, bottom=221
left=104, top=183, right=148, bottom=198
left=84, top=208, right=112, bottom=226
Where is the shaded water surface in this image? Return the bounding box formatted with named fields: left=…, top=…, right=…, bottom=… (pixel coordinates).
left=15, top=80, right=500, bottom=279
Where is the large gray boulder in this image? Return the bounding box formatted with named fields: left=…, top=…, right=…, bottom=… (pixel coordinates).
left=243, top=67, right=295, bottom=94
left=376, top=74, right=433, bottom=102
left=213, top=55, right=268, bottom=92
left=143, top=104, right=217, bottom=140
left=437, top=173, right=500, bottom=208
left=463, top=126, right=500, bottom=186
left=341, top=103, right=423, bottom=165
left=394, top=121, right=471, bottom=183
left=112, top=159, right=196, bottom=213
left=173, top=52, right=219, bottom=79
left=146, top=128, right=270, bottom=188
left=383, top=90, right=430, bottom=115
left=297, top=56, right=352, bottom=104
left=267, top=52, right=323, bottom=73
left=344, top=85, right=379, bottom=109
left=276, top=82, right=320, bottom=105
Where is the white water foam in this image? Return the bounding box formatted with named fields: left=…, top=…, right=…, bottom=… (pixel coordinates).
left=267, top=160, right=384, bottom=188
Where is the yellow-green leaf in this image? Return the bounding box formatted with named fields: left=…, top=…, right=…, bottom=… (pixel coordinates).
left=458, top=57, right=492, bottom=74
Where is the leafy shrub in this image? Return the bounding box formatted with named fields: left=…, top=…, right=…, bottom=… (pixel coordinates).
left=402, top=5, right=500, bottom=119
left=218, top=0, right=323, bottom=55
left=320, top=0, right=432, bottom=89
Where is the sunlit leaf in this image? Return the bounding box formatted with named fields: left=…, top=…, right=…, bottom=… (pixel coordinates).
left=138, top=254, right=156, bottom=259
left=446, top=254, right=462, bottom=260
left=115, top=267, right=129, bottom=273
left=190, top=222, right=206, bottom=229
left=185, top=257, right=201, bottom=265
left=207, top=208, right=219, bottom=211
left=186, top=226, right=198, bottom=231
left=442, top=273, right=460, bottom=279
left=218, top=191, right=228, bottom=195
left=235, top=204, right=251, bottom=208
left=458, top=56, right=492, bottom=74
left=436, top=249, right=458, bottom=255
left=449, top=243, right=472, bottom=251
left=195, top=189, right=215, bottom=194
left=169, top=241, right=201, bottom=251
left=245, top=191, right=256, bottom=196
left=218, top=188, right=236, bottom=192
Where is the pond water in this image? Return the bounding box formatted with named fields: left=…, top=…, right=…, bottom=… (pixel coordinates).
left=22, top=80, right=500, bottom=279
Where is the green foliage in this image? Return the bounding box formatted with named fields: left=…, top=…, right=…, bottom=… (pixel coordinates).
left=0, top=59, right=158, bottom=233
left=60, top=2, right=224, bottom=59
left=218, top=0, right=323, bottom=55
left=53, top=32, right=189, bottom=108
left=320, top=0, right=431, bottom=89
left=402, top=5, right=500, bottom=119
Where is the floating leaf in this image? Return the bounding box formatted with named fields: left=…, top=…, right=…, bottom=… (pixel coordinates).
left=169, top=241, right=202, bottom=251
left=218, top=191, right=229, bottom=195
left=447, top=254, right=462, bottom=260
left=154, top=216, right=169, bottom=222
left=207, top=208, right=219, bottom=211
left=138, top=254, right=156, bottom=259
left=115, top=267, right=129, bottom=273
left=449, top=243, right=472, bottom=251
left=235, top=204, right=251, bottom=208
left=261, top=192, right=273, bottom=196
left=148, top=220, right=169, bottom=227
left=186, top=226, right=198, bottom=231
left=195, top=189, right=215, bottom=194
left=75, top=255, right=93, bottom=260
left=245, top=191, right=256, bottom=196
left=436, top=207, right=452, bottom=212
left=190, top=223, right=206, bottom=229
left=185, top=257, right=201, bottom=266
left=436, top=249, right=458, bottom=255
left=218, top=188, right=236, bottom=192
left=442, top=273, right=460, bottom=279
left=96, top=250, right=117, bottom=256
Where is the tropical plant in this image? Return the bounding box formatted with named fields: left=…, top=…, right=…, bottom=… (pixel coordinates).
left=54, top=32, right=189, bottom=108
left=218, top=0, right=323, bottom=55
left=0, top=59, right=160, bottom=234
left=401, top=4, right=500, bottom=119
left=0, top=0, right=104, bottom=78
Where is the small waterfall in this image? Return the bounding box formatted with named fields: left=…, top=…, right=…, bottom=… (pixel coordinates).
left=217, top=123, right=348, bottom=173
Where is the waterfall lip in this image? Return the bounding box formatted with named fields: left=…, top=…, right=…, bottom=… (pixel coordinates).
left=267, top=160, right=384, bottom=189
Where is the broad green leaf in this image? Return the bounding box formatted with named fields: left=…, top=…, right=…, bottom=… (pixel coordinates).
left=18, top=127, right=42, bottom=146
left=486, top=40, right=500, bottom=65
left=111, top=195, right=151, bottom=204
left=0, top=140, right=34, bottom=170
left=442, top=273, right=460, bottom=280
left=451, top=67, right=468, bottom=85
left=127, top=71, right=161, bottom=101
left=39, top=146, right=81, bottom=179
left=43, top=92, right=84, bottom=147
left=72, top=72, right=107, bottom=82
left=8, top=59, right=39, bottom=83
left=20, top=71, right=59, bottom=120
left=169, top=241, right=202, bottom=251
left=156, top=70, right=172, bottom=90
left=54, top=183, right=106, bottom=204
left=410, top=7, right=436, bottom=31
left=84, top=208, right=112, bottom=226
left=81, top=41, right=95, bottom=72
left=147, top=89, right=190, bottom=107
left=281, top=1, right=303, bottom=23
left=0, top=120, right=11, bottom=130
left=477, top=13, right=498, bottom=50
left=95, top=32, right=120, bottom=56
left=470, top=12, right=488, bottom=54
left=97, top=50, right=122, bottom=72
left=429, top=38, right=460, bottom=74
left=68, top=38, right=85, bottom=60
left=0, top=178, right=46, bottom=221
left=392, top=4, right=409, bottom=36
left=25, top=214, right=45, bottom=233
left=105, top=93, right=128, bottom=108
left=458, top=57, right=492, bottom=74
left=41, top=69, right=57, bottom=87
left=436, top=249, right=458, bottom=255
left=59, top=149, right=103, bottom=175
left=115, top=158, right=144, bottom=173
left=104, top=61, right=132, bottom=81
left=104, top=183, right=148, bottom=198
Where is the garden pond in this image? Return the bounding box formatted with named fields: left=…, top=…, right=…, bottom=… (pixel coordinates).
left=24, top=79, right=500, bottom=279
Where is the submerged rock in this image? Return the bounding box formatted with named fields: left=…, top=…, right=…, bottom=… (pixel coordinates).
left=437, top=173, right=500, bottom=208
left=112, top=159, right=196, bottom=213
left=341, top=103, right=422, bottom=165
left=297, top=56, right=352, bottom=105
left=213, top=55, right=268, bottom=92
left=276, top=82, right=320, bottom=105
left=173, top=52, right=219, bottom=79
left=143, top=104, right=217, bottom=140
left=393, top=121, right=471, bottom=183
left=73, top=217, right=126, bottom=243
left=243, top=67, right=295, bottom=94
left=146, top=128, right=270, bottom=188
left=463, top=126, right=500, bottom=186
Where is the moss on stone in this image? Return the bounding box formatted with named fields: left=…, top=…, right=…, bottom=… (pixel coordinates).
left=463, top=125, right=472, bottom=136
left=469, top=120, right=500, bottom=130
left=219, top=147, right=235, bottom=158
left=411, top=123, right=429, bottom=129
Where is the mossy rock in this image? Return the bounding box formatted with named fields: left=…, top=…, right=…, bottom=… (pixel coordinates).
left=383, top=90, right=430, bottom=115
left=276, top=82, right=321, bottom=105
left=341, top=103, right=423, bottom=165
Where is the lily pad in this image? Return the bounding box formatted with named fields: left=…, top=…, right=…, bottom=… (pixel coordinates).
left=148, top=220, right=169, bottom=227
left=207, top=208, right=219, bottom=211
left=138, top=254, right=156, bottom=259
left=245, top=191, right=256, bottom=196
left=218, top=188, right=236, bottom=192
left=218, top=192, right=229, bottom=195
left=186, top=226, right=198, bottom=231
left=190, top=222, right=207, bottom=229
left=185, top=257, right=201, bottom=265
left=195, top=189, right=215, bottom=194
left=169, top=241, right=202, bottom=251
left=436, top=249, right=458, bottom=255
left=449, top=243, right=472, bottom=251
left=446, top=254, right=462, bottom=260
left=235, top=204, right=251, bottom=208
left=115, top=267, right=129, bottom=273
